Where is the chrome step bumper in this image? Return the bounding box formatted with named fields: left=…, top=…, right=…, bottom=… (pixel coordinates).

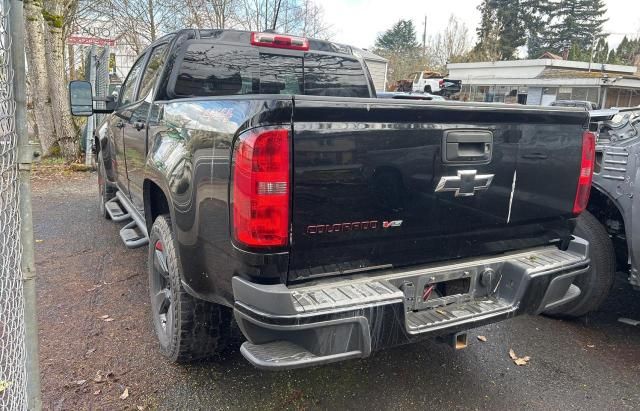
left=234, top=238, right=589, bottom=370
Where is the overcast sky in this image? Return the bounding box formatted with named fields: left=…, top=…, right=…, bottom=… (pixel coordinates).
left=321, top=0, right=640, bottom=51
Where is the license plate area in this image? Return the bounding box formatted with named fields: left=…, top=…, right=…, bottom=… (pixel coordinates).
left=389, top=269, right=476, bottom=312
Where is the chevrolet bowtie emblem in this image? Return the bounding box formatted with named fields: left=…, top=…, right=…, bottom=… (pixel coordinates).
left=435, top=170, right=494, bottom=197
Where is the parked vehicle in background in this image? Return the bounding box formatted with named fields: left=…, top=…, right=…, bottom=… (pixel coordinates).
left=391, top=79, right=414, bottom=92
left=69, top=29, right=594, bottom=370
left=377, top=91, right=445, bottom=101
left=548, top=107, right=639, bottom=318
left=410, top=70, right=462, bottom=97
left=551, top=100, right=599, bottom=110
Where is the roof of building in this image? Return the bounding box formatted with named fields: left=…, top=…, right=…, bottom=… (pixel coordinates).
left=356, top=48, right=388, bottom=63
left=538, top=51, right=564, bottom=60
left=448, top=59, right=637, bottom=75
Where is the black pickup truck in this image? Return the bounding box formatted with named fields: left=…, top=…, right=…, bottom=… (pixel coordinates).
left=69, top=29, right=594, bottom=370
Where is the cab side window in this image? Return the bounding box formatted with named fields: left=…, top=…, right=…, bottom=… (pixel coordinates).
left=118, top=54, right=147, bottom=106
left=137, top=44, right=168, bottom=101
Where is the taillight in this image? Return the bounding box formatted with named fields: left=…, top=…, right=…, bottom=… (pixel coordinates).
left=250, top=32, right=309, bottom=51
left=233, top=128, right=290, bottom=247
left=439, top=79, right=444, bottom=87
left=573, top=131, right=596, bottom=215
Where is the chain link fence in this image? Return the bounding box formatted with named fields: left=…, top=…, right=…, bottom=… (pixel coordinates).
left=0, top=0, right=28, bottom=408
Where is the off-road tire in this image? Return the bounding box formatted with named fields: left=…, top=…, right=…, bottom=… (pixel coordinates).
left=149, top=214, right=235, bottom=362
left=98, top=154, right=115, bottom=219
left=424, top=85, right=432, bottom=94
left=545, top=210, right=615, bottom=318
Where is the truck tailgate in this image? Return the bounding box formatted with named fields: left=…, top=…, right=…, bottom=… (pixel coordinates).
left=288, top=97, right=589, bottom=282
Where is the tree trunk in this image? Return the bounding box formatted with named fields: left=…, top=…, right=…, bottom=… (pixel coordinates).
left=24, top=0, right=57, bottom=156
left=43, top=0, right=78, bottom=161
left=147, top=0, right=156, bottom=41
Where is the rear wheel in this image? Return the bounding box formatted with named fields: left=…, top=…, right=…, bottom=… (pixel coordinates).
left=545, top=211, right=615, bottom=318
left=149, top=214, right=234, bottom=362
left=97, top=154, right=115, bottom=219
left=424, top=85, right=432, bottom=94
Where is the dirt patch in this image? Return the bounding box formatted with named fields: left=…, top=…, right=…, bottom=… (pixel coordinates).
left=33, top=169, right=181, bottom=410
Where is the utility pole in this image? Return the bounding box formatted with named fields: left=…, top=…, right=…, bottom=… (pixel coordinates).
left=422, top=15, right=427, bottom=57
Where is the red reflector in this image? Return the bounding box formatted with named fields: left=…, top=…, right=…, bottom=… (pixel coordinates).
left=250, top=32, right=309, bottom=51
left=573, top=131, right=596, bottom=215
left=233, top=128, right=290, bottom=247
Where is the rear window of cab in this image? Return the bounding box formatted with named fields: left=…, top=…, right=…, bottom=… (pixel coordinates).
left=170, top=42, right=370, bottom=98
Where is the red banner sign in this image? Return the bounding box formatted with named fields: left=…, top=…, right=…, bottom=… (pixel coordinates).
left=67, top=36, right=115, bottom=46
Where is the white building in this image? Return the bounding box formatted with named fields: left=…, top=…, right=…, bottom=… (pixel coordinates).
left=355, top=49, right=388, bottom=92
left=447, top=59, right=640, bottom=108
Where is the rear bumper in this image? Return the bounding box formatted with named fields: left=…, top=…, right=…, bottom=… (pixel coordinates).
left=233, top=238, right=589, bottom=370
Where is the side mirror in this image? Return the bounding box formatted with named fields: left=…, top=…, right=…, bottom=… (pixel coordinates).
left=105, top=95, right=117, bottom=111
left=69, top=80, right=94, bottom=116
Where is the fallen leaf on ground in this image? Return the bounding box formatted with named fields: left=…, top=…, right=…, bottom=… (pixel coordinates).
left=509, top=349, right=531, bottom=366
left=103, top=318, right=114, bottom=322
left=94, top=390, right=101, bottom=395
left=137, top=406, right=145, bottom=410
left=99, top=315, right=109, bottom=319
left=74, top=379, right=87, bottom=385
left=93, top=371, right=105, bottom=383
left=85, top=348, right=96, bottom=355
left=0, top=380, right=11, bottom=393
left=35, top=239, right=44, bottom=243
left=587, top=344, right=595, bottom=348
left=477, top=335, right=487, bottom=342
left=120, top=387, right=129, bottom=400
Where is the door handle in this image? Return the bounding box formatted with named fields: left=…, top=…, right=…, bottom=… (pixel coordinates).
left=442, top=130, right=493, bottom=163
left=133, top=121, right=145, bottom=131
left=116, top=120, right=125, bottom=129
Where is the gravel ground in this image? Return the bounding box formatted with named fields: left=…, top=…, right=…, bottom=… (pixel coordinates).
left=33, top=169, right=640, bottom=410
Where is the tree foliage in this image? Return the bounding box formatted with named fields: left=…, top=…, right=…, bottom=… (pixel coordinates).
left=472, top=0, right=609, bottom=62
left=373, top=17, right=471, bottom=87
left=546, top=0, right=607, bottom=56
left=475, top=0, right=526, bottom=60
left=374, top=20, right=420, bottom=56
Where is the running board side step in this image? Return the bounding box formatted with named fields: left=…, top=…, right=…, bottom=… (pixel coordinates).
left=105, top=198, right=130, bottom=222
left=120, top=220, right=148, bottom=248
left=107, top=192, right=149, bottom=249
left=241, top=340, right=364, bottom=370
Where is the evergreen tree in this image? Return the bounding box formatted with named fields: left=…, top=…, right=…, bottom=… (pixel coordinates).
left=592, top=38, right=609, bottom=64
left=373, top=19, right=423, bottom=87
left=608, top=37, right=640, bottom=65
left=374, top=19, right=420, bottom=55
left=475, top=0, right=525, bottom=60
left=522, top=0, right=552, bottom=58
left=546, top=0, right=607, bottom=60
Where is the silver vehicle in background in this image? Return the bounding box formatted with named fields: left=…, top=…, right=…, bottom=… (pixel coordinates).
left=548, top=107, right=640, bottom=317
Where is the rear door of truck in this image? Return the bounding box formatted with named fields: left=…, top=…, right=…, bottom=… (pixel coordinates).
left=288, top=98, right=589, bottom=282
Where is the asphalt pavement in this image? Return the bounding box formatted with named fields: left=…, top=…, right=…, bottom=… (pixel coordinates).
left=33, top=170, right=640, bottom=410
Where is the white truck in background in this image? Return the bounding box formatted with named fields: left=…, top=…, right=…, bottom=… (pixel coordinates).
left=410, top=70, right=461, bottom=97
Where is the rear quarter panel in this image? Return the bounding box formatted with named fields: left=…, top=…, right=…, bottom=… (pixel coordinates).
left=144, top=97, right=293, bottom=305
